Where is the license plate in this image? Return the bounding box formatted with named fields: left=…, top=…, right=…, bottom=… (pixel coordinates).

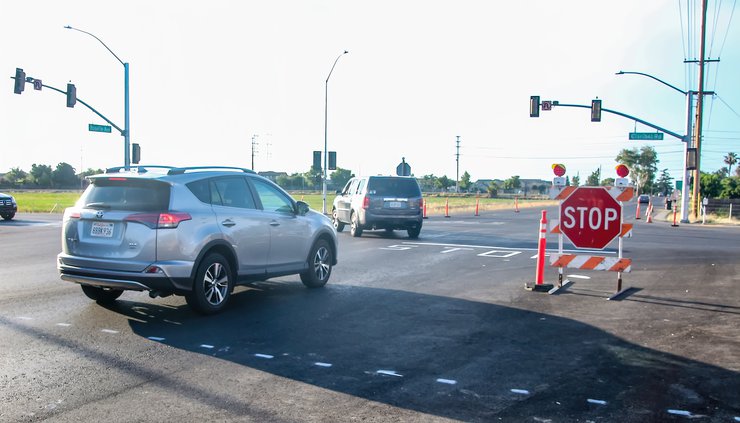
left=91, top=222, right=114, bottom=238
left=388, top=201, right=405, bottom=209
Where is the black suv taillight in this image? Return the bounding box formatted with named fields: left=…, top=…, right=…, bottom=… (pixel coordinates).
left=124, top=212, right=192, bottom=229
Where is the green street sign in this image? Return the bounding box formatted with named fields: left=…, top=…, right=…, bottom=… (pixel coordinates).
left=676, top=180, right=682, bottom=191
left=89, top=124, right=112, bottom=133
left=629, top=132, right=664, bottom=141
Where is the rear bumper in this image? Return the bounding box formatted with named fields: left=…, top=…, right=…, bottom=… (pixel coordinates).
left=359, top=210, right=423, bottom=229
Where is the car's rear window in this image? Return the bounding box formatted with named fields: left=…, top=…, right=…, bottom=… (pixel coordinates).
left=367, top=177, right=421, bottom=197
left=82, top=178, right=170, bottom=211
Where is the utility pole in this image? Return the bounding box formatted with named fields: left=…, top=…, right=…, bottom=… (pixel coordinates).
left=691, top=0, right=709, bottom=220
left=251, top=134, right=259, bottom=170
left=455, top=135, right=461, bottom=193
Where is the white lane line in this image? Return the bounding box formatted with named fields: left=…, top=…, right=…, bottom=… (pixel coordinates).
left=314, top=362, right=332, bottom=368
left=667, top=409, right=692, bottom=416
left=16, top=316, right=33, bottom=320
left=56, top=323, right=71, bottom=327
left=377, top=370, right=403, bottom=377
left=733, top=416, right=740, bottom=422
left=567, top=274, right=591, bottom=280
left=436, top=378, right=457, bottom=385
left=200, top=344, right=214, bottom=349
left=147, top=336, right=166, bottom=341
left=404, top=241, right=614, bottom=255
left=510, top=389, right=530, bottom=395
left=587, top=399, right=607, bottom=405
left=255, top=354, right=274, bottom=359
left=101, top=329, right=118, bottom=334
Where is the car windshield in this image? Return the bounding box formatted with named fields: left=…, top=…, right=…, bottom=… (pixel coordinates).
left=81, top=178, right=171, bottom=211
left=367, top=178, right=421, bottom=197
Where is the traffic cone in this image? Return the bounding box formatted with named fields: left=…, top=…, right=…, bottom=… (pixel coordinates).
left=646, top=204, right=653, bottom=223
left=635, top=201, right=641, bottom=220
left=515, top=196, right=520, bottom=213
left=423, top=198, right=428, bottom=219
left=445, top=198, right=450, bottom=218
left=475, top=198, right=480, bottom=216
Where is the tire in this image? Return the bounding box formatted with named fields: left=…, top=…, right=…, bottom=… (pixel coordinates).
left=300, top=239, right=333, bottom=288
left=80, top=285, right=123, bottom=304
left=332, top=209, right=345, bottom=232
left=1, top=213, right=14, bottom=221
left=350, top=211, right=363, bottom=237
left=407, top=225, right=421, bottom=239
left=186, top=253, right=233, bottom=315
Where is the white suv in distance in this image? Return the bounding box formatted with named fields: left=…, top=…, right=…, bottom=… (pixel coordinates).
left=58, top=166, right=338, bottom=315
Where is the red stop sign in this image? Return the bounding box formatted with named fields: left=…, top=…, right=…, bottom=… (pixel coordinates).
left=560, top=187, right=622, bottom=250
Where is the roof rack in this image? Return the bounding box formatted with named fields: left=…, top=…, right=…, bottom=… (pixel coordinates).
left=167, top=166, right=255, bottom=175
left=105, top=165, right=175, bottom=174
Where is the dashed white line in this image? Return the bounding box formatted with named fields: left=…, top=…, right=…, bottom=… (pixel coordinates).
left=56, top=323, right=71, bottom=327
left=314, top=362, right=333, bottom=368
left=101, top=329, right=118, bottom=334
left=587, top=399, right=607, bottom=405
left=510, top=389, right=530, bottom=395
left=200, top=344, right=214, bottom=349
left=255, top=354, right=274, bottom=359
left=667, top=409, right=692, bottom=416
left=147, top=336, right=166, bottom=341
left=436, top=378, right=457, bottom=385
left=16, top=316, right=33, bottom=320
left=377, top=370, right=403, bottom=377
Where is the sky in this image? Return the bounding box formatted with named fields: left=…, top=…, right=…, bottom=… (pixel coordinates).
left=1, top=0, right=739, bottom=183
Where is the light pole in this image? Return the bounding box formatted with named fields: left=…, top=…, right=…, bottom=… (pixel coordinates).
left=323, top=50, right=349, bottom=214
left=65, top=26, right=131, bottom=169
left=615, top=70, right=693, bottom=223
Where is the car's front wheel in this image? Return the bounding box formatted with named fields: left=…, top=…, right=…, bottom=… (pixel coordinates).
left=300, top=239, right=333, bottom=288
left=80, top=285, right=123, bottom=304
left=186, top=253, right=233, bottom=315
left=1, top=213, right=14, bottom=221
left=332, top=209, right=345, bottom=232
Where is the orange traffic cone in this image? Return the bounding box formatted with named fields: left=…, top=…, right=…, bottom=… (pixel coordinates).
left=445, top=198, right=450, bottom=218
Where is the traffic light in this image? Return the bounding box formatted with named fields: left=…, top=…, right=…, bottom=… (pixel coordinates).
left=66, top=83, right=76, bottom=108
left=14, top=68, right=25, bottom=94
left=328, top=151, right=337, bottom=170
left=529, top=95, right=540, bottom=117
left=132, top=143, right=141, bottom=164
left=591, top=99, right=602, bottom=122
left=312, top=151, right=322, bottom=171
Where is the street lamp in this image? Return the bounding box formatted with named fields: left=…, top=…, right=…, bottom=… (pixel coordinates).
left=65, top=26, right=131, bottom=169
left=615, top=70, right=693, bottom=223
left=323, top=50, right=349, bottom=214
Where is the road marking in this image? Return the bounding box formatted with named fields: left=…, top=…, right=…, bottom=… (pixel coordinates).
left=377, top=370, right=403, bottom=377
left=314, top=362, right=333, bottom=367
left=587, top=399, right=607, bottom=405
left=101, top=329, right=118, bottom=334
left=147, top=336, right=166, bottom=341
left=255, top=354, right=274, bottom=359
left=436, top=378, right=457, bottom=385
left=56, top=323, right=71, bottom=327
left=200, top=344, right=214, bottom=349
left=667, top=409, right=692, bottom=416
left=479, top=250, right=521, bottom=258
left=405, top=241, right=613, bottom=256
left=16, top=316, right=33, bottom=320
left=380, top=244, right=420, bottom=251
left=441, top=247, right=474, bottom=254
left=510, top=389, right=530, bottom=395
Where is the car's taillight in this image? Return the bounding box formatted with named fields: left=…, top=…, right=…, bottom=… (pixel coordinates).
left=363, top=196, right=370, bottom=209
left=68, top=211, right=81, bottom=219
left=124, top=212, right=192, bottom=229
left=417, top=198, right=424, bottom=209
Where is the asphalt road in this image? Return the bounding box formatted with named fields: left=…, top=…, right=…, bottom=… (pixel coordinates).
left=1, top=207, right=739, bottom=422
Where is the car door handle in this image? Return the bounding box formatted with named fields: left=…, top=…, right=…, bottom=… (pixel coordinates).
left=221, top=219, right=236, bottom=227
left=270, top=220, right=280, bottom=227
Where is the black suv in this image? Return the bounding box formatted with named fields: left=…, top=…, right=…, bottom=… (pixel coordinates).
left=0, top=192, right=18, bottom=220
left=332, top=176, right=423, bottom=238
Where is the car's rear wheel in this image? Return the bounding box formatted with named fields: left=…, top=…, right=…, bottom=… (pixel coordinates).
left=407, top=225, right=422, bottom=239
left=80, top=285, right=123, bottom=304
left=332, top=209, right=345, bottom=232
left=300, top=239, right=333, bottom=288
left=350, top=212, right=363, bottom=237
left=186, top=253, right=233, bottom=315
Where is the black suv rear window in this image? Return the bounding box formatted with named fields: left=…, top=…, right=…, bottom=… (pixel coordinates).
left=83, top=178, right=170, bottom=211
left=367, top=177, right=421, bottom=197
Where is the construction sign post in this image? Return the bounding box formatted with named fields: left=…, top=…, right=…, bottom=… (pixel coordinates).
left=534, top=163, right=634, bottom=300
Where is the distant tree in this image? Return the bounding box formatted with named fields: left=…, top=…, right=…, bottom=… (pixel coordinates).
left=435, top=175, right=454, bottom=191
left=52, top=162, right=78, bottom=188
left=586, top=168, right=601, bottom=186
left=571, top=175, right=581, bottom=187
left=700, top=172, right=723, bottom=198
left=330, top=168, right=353, bottom=190
left=418, top=174, right=438, bottom=192
left=459, top=171, right=472, bottom=192
left=487, top=181, right=499, bottom=198
left=303, top=167, right=323, bottom=190
left=724, top=152, right=738, bottom=177
left=565, top=176, right=571, bottom=186
left=503, top=175, right=521, bottom=191
left=719, top=177, right=740, bottom=199
left=601, top=177, right=615, bottom=186
left=29, top=164, right=53, bottom=188
left=616, top=146, right=659, bottom=194
left=277, top=173, right=309, bottom=190
left=655, top=168, right=673, bottom=196
left=2, top=167, right=28, bottom=187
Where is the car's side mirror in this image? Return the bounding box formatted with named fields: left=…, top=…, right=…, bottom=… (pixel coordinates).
left=295, top=201, right=310, bottom=216
left=336, top=189, right=343, bottom=195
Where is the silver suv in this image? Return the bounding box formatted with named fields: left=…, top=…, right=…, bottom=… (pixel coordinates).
left=58, top=166, right=338, bottom=315
left=332, top=176, right=423, bottom=238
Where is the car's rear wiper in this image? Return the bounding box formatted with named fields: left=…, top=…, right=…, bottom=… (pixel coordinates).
left=85, top=202, right=112, bottom=209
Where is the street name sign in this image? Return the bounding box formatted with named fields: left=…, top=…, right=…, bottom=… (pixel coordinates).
left=629, top=132, right=664, bottom=140
left=89, top=124, right=112, bottom=133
